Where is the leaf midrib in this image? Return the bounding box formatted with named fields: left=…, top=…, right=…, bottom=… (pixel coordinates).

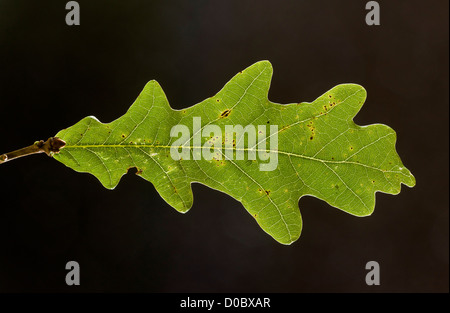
left=61, top=143, right=407, bottom=176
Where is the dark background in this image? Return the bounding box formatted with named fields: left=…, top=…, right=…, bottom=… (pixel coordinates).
left=0, top=0, right=447, bottom=293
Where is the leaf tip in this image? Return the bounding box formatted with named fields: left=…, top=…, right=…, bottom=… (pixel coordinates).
left=147, top=79, right=160, bottom=85
left=246, top=60, right=273, bottom=74
left=277, top=233, right=301, bottom=245
left=344, top=83, right=367, bottom=101
left=142, top=79, right=164, bottom=94
left=257, top=59, right=272, bottom=66
left=404, top=170, right=416, bottom=188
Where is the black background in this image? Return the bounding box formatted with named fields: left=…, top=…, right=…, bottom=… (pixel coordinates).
left=0, top=0, right=448, bottom=293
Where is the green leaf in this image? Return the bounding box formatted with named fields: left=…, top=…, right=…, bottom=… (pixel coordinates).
left=53, top=61, right=415, bottom=244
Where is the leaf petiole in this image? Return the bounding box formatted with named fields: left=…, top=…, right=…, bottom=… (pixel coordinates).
left=0, top=137, right=66, bottom=164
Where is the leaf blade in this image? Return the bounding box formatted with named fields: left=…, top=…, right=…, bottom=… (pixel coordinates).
left=53, top=61, right=415, bottom=244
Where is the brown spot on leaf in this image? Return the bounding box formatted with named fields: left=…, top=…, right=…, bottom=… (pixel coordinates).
left=220, top=109, right=231, bottom=118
